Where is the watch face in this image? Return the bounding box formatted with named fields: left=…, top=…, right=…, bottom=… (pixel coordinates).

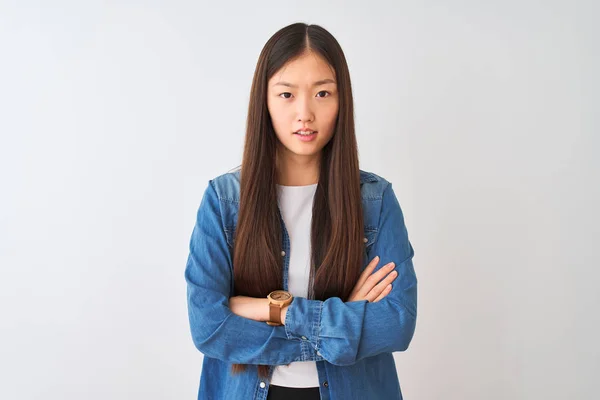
left=270, top=290, right=291, bottom=301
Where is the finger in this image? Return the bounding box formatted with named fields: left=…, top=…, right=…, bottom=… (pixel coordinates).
left=365, top=270, right=398, bottom=302
left=362, top=261, right=395, bottom=294
left=372, top=284, right=392, bottom=302
left=354, top=256, right=380, bottom=293
left=356, top=261, right=394, bottom=300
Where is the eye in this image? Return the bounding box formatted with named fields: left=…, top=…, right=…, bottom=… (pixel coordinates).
left=278, top=91, right=331, bottom=99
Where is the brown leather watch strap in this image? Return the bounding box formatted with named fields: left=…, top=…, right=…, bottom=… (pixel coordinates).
left=269, top=303, right=282, bottom=325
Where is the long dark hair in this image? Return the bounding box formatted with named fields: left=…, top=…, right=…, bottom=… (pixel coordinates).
left=231, top=22, right=364, bottom=378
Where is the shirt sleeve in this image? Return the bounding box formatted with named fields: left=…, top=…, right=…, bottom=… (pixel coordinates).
left=185, top=180, right=318, bottom=365
left=283, top=182, right=418, bottom=366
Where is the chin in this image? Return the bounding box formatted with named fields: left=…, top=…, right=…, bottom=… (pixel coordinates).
left=278, top=137, right=327, bottom=156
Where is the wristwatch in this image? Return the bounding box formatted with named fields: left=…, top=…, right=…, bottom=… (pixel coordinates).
left=266, top=290, right=293, bottom=326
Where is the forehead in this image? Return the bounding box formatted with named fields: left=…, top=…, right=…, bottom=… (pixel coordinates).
left=269, top=52, right=335, bottom=85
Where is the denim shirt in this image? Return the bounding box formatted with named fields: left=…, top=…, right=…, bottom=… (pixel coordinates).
left=185, top=168, right=418, bottom=400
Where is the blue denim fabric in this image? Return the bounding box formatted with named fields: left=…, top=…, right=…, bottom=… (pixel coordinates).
left=185, top=168, right=417, bottom=400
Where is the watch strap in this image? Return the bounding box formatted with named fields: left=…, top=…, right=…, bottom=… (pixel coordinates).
left=269, top=303, right=282, bottom=325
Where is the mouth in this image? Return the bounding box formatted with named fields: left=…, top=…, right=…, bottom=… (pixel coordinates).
left=293, top=130, right=318, bottom=142
left=293, top=130, right=318, bottom=136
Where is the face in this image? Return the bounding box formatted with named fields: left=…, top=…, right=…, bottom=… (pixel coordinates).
left=267, top=51, right=339, bottom=161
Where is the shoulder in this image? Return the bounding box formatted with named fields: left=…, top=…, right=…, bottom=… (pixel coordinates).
left=207, top=166, right=242, bottom=204
left=359, top=169, right=391, bottom=200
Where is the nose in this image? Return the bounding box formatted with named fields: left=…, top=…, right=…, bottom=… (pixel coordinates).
left=296, top=95, right=314, bottom=123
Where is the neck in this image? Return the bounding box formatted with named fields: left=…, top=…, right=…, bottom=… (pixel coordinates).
left=275, top=149, right=320, bottom=186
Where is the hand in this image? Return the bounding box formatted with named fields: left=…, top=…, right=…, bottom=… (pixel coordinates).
left=348, top=255, right=398, bottom=302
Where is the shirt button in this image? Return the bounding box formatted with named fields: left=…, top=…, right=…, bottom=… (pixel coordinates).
left=281, top=250, right=286, bottom=256
left=317, top=351, right=321, bottom=356
left=323, top=381, right=329, bottom=387
left=259, top=381, right=266, bottom=388
left=301, top=336, right=307, bottom=340
left=363, top=237, right=368, bottom=243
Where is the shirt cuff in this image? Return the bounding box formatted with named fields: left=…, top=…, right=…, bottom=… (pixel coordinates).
left=284, top=297, right=323, bottom=351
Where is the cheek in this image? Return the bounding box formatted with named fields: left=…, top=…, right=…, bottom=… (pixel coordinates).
left=267, top=104, right=290, bottom=137
left=268, top=101, right=286, bottom=121
left=320, top=104, right=339, bottom=131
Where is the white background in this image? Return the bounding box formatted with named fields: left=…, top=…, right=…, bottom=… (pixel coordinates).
left=1, top=1, right=598, bottom=399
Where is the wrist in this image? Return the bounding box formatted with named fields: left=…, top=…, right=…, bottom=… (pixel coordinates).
left=265, top=291, right=293, bottom=325
left=260, top=298, right=270, bottom=322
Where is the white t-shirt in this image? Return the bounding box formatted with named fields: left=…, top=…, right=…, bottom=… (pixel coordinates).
left=270, top=182, right=320, bottom=388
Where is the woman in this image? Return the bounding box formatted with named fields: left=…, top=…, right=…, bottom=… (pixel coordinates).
left=185, top=22, right=418, bottom=400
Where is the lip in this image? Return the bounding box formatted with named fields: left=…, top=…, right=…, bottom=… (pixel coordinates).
left=294, top=131, right=318, bottom=142
left=294, top=128, right=317, bottom=134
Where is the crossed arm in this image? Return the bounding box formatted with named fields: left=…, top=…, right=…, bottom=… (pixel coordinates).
left=228, top=252, right=400, bottom=324
left=185, top=180, right=417, bottom=366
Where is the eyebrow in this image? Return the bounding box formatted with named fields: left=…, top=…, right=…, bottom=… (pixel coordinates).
left=273, top=78, right=336, bottom=88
